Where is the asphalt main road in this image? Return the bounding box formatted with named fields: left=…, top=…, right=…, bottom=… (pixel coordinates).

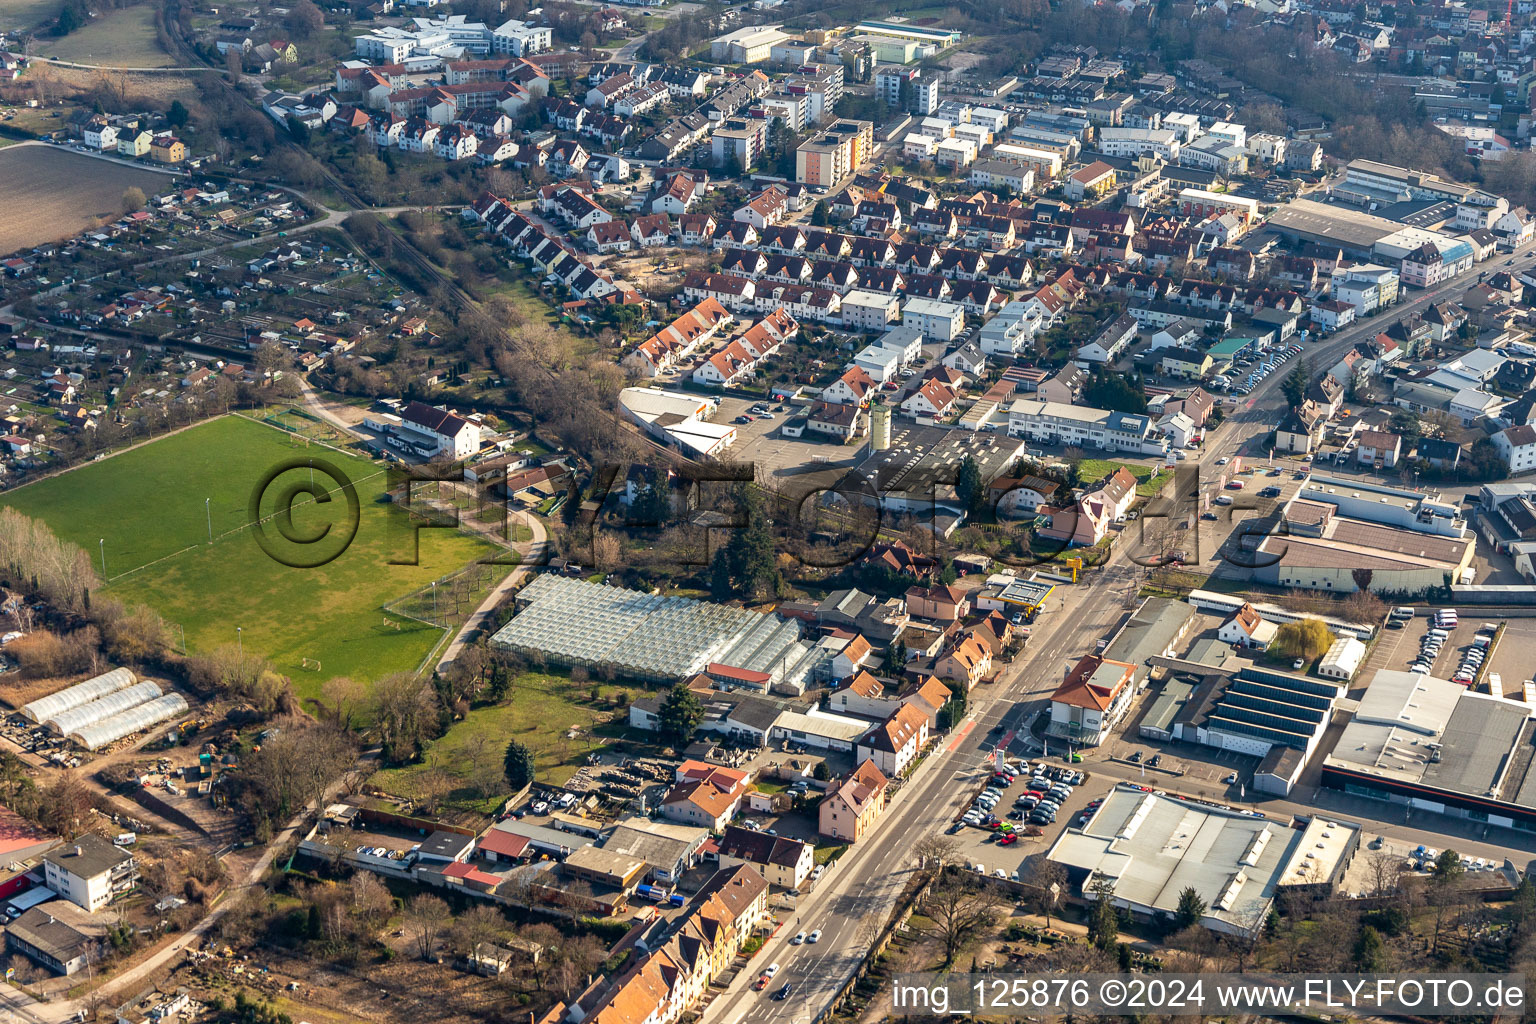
left=703, top=242, right=1536, bottom=1024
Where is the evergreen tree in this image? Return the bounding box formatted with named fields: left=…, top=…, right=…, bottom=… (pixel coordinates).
left=1281, top=361, right=1310, bottom=409
left=486, top=662, right=511, bottom=702
left=1174, top=886, right=1207, bottom=928
left=708, top=485, right=780, bottom=601
left=657, top=681, right=705, bottom=745
left=1088, top=878, right=1118, bottom=949
left=956, top=455, right=985, bottom=515
left=55, top=2, right=82, bottom=35
left=1354, top=925, right=1385, bottom=971
left=503, top=739, right=534, bottom=791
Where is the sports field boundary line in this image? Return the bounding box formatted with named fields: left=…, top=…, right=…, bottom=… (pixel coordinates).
left=0, top=416, right=216, bottom=500
left=233, top=409, right=368, bottom=461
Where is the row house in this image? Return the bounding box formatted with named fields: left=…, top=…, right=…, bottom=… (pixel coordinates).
left=938, top=248, right=987, bottom=281
left=1020, top=221, right=1074, bottom=257
left=948, top=279, right=1004, bottom=315
left=690, top=308, right=798, bottom=387
left=903, top=273, right=949, bottom=302
left=434, top=124, right=478, bottom=160
left=858, top=268, right=906, bottom=295
left=624, top=298, right=735, bottom=377
left=802, top=230, right=853, bottom=261
left=544, top=185, right=611, bottom=229
left=961, top=216, right=1016, bottom=251
left=587, top=220, right=633, bottom=253
left=638, top=112, right=712, bottom=163
left=682, top=271, right=757, bottom=311
left=585, top=71, right=636, bottom=108
left=758, top=225, right=808, bottom=255
left=984, top=254, right=1035, bottom=291
left=614, top=82, right=669, bottom=118
left=581, top=113, right=630, bottom=149
left=893, top=242, right=941, bottom=276
left=847, top=237, right=896, bottom=268
left=749, top=283, right=840, bottom=323
left=910, top=207, right=958, bottom=238
left=809, top=261, right=859, bottom=293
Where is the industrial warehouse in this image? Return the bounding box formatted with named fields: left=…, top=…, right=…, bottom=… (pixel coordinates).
left=1046, top=785, right=1359, bottom=937
left=1322, top=669, right=1536, bottom=830
left=19, top=668, right=189, bottom=751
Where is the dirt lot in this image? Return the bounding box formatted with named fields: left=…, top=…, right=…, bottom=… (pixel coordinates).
left=0, top=143, right=176, bottom=254
left=163, top=937, right=532, bottom=1024
left=599, top=247, right=708, bottom=293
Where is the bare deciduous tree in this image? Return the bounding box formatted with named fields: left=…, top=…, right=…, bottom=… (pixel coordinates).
left=922, top=872, right=1002, bottom=967
left=405, top=893, right=450, bottom=960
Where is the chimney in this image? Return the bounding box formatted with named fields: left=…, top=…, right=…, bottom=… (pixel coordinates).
left=73, top=845, right=82, bottom=857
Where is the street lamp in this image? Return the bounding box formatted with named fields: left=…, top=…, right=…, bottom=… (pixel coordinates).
left=237, top=625, right=243, bottom=656
left=206, top=497, right=213, bottom=544
left=98, top=538, right=106, bottom=578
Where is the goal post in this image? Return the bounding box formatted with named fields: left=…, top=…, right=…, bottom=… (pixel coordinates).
left=301, top=657, right=322, bottom=671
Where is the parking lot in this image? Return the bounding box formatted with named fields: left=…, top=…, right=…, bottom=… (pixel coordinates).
left=1219, top=341, right=1305, bottom=397
left=1376, top=610, right=1498, bottom=689
left=712, top=395, right=865, bottom=481
left=947, top=761, right=1110, bottom=877
left=1479, top=618, right=1536, bottom=697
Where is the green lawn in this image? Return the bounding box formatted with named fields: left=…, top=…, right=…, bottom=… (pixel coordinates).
left=1076, top=459, right=1173, bottom=497
left=45, top=4, right=175, bottom=67
left=1, top=415, right=500, bottom=698
left=368, top=673, right=640, bottom=810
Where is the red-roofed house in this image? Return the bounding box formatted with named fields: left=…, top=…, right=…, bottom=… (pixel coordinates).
left=1217, top=602, right=1277, bottom=649
left=818, top=760, right=888, bottom=842
left=1048, top=654, right=1136, bottom=745
left=855, top=703, right=930, bottom=778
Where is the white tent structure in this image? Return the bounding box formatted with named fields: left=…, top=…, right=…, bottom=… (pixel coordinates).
left=70, top=693, right=189, bottom=751
left=44, top=682, right=163, bottom=736
left=21, top=668, right=136, bottom=724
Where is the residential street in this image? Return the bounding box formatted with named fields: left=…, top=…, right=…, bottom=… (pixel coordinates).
left=701, top=240, right=1536, bottom=1024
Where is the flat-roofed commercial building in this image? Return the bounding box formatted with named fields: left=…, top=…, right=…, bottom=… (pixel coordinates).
left=1047, top=785, right=1358, bottom=937
left=1251, top=510, right=1474, bottom=593
left=711, top=25, right=791, bottom=63
left=1268, top=198, right=1402, bottom=257
left=1323, top=669, right=1536, bottom=829
left=1006, top=399, right=1168, bottom=455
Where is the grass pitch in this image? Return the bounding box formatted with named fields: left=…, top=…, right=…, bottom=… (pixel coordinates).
left=2, top=416, right=503, bottom=698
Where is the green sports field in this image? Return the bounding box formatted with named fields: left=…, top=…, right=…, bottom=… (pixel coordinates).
left=1, top=416, right=503, bottom=699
